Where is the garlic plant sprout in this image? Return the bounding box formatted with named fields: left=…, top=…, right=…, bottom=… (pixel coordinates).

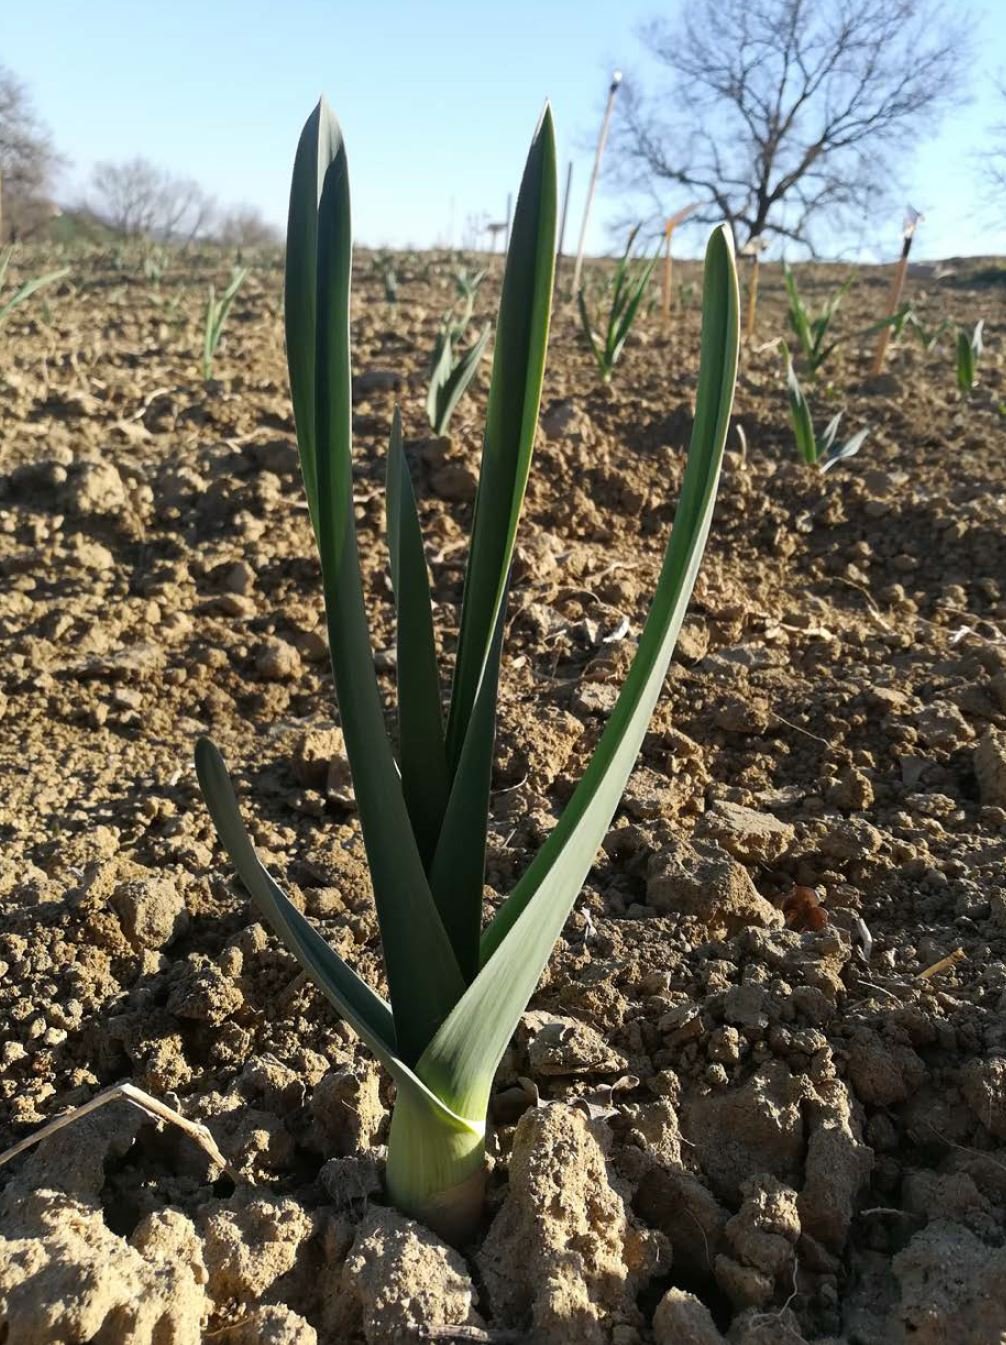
left=196, top=99, right=740, bottom=1242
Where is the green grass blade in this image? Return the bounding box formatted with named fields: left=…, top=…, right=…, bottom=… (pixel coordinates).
left=285, top=100, right=344, bottom=539
left=427, top=326, right=454, bottom=428
left=957, top=328, right=975, bottom=392
left=577, top=286, right=604, bottom=375
left=611, top=253, right=658, bottom=365
left=285, top=99, right=466, bottom=1063
left=426, top=105, right=555, bottom=981
left=0, top=265, right=70, bottom=325
left=783, top=264, right=812, bottom=365
left=431, top=323, right=491, bottom=435
left=195, top=736, right=482, bottom=1147
left=782, top=343, right=817, bottom=464
left=386, top=406, right=450, bottom=868
left=427, top=599, right=507, bottom=981
left=417, top=224, right=740, bottom=1121
left=445, top=105, right=557, bottom=773
left=195, top=736, right=397, bottom=1052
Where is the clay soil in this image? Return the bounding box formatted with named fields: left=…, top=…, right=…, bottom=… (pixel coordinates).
left=1, top=245, right=1005, bottom=1345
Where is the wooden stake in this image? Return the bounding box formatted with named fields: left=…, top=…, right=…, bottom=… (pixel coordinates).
left=571, top=72, right=622, bottom=297
left=660, top=223, right=674, bottom=326
left=659, top=203, right=699, bottom=328
left=870, top=208, right=921, bottom=375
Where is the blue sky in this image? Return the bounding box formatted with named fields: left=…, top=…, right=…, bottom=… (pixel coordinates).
left=6, top=0, right=1005, bottom=260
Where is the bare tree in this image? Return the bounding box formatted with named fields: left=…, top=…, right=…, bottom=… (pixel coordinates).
left=0, top=66, right=63, bottom=241
left=984, top=79, right=1006, bottom=201
left=215, top=204, right=281, bottom=248
left=89, top=157, right=215, bottom=241
left=615, top=0, right=972, bottom=252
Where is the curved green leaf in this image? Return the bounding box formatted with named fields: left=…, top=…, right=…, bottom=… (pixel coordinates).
left=194, top=737, right=482, bottom=1142
left=284, top=99, right=465, bottom=1063
left=445, top=104, right=557, bottom=771
left=419, top=223, right=740, bottom=1120
left=387, top=406, right=449, bottom=868
left=430, top=323, right=491, bottom=435
left=431, top=105, right=557, bottom=978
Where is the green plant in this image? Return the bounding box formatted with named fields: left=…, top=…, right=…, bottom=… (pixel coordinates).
left=452, top=265, right=487, bottom=329
left=783, top=264, right=853, bottom=376
left=426, top=320, right=491, bottom=435
left=577, top=225, right=658, bottom=381
left=906, top=312, right=952, bottom=353
left=202, top=266, right=248, bottom=381
left=0, top=248, right=69, bottom=327
left=142, top=245, right=169, bottom=289
left=373, top=250, right=398, bottom=304
left=782, top=343, right=868, bottom=470
left=956, top=319, right=984, bottom=393
left=784, top=263, right=909, bottom=377
left=194, top=98, right=740, bottom=1243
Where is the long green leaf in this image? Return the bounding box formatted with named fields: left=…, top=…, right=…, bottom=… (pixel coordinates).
left=782, top=343, right=817, bottom=464
left=194, top=738, right=482, bottom=1141
left=445, top=104, right=557, bottom=771
left=427, top=597, right=507, bottom=981
left=282, top=98, right=465, bottom=1064
left=431, top=323, right=491, bottom=435
left=419, top=223, right=740, bottom=1120
left=386, top=406, right=450, bottom=868
left=577, top=286, right=603, bottom=374
left=0, top=264, right=70, bottom=326
left=195, top=736, right=396, bottom=1050
left=429, top=105, right=557, bottom=978
left=784, top=264, right=812, bottom=365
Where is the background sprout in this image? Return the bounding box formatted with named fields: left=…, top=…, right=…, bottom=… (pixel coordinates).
left=577, top=224, right=658, bottom=383
left=782, top=342, right=868, bottom=471
left=956, top=319, right=984, bottom=393
left=202, top=264, right=248, bottom=382
left=0, top=246, right=69, bottom=327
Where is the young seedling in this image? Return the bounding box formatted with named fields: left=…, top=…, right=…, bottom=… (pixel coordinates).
left=427, top=320, right=491, bottom=436
left=0, top=247, right=69, bottom=328
left=785, top=263, right=910, bottom=378
left=906, top=312, right=952, bottom=353
left=956, top=320, right=984, bottom=394
left=373, top=250, right=398, bottom=305
left=578, top=225, right=658, bottom=383
left=195, top=98, right=740, bottom=1243
left=782, top=343, right=868, bottom=471
left=202, top=265, right=248, bottom=382
left=452, top=265, right=487, bottom=330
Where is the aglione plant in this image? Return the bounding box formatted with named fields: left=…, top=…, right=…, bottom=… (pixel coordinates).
left=782, top=343, right=868, bottom=471
left=956, top=319, right=984, bottom=394
left=0, top=247, right=69, bottom=328
left=577, top=224, right=658, bottom=383
left=426, top=319, right=490, bottom=436
left=202, top=265, right=248, bottom=381
left=784, top=262, right=909, bottom=379
left=195, top=98, right=740, bottom=1243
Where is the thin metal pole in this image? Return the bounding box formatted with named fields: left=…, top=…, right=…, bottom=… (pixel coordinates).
left=571, top=71, right=622, bottom=297
left=555, top=160, right=573, bottom=292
